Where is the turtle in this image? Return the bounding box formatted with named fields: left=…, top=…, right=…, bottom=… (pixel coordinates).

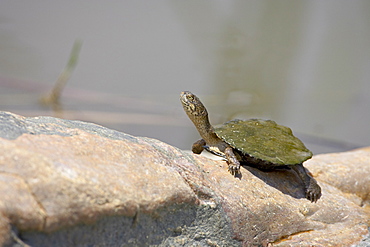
left=180, top=91, right=321, bottom=202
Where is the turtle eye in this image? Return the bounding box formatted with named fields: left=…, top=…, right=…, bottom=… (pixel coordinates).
left=187, top=95, right=194, bottom=101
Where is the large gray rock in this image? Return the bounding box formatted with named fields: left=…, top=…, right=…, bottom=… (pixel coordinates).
left=0, top=111, right=369, bottom=246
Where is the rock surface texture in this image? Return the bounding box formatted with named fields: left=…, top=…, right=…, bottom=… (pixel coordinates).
left=0, top=111, right=369, bottom=247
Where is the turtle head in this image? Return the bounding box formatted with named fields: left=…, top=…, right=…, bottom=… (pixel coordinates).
left=180, top=91, right=219, bottom=144
left=180, top=91, right=208, bottom=119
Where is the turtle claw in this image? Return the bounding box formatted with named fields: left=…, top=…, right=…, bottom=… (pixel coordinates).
left=224, top=147, right=241, bottom=176
left=228, top=163, right=241, bottom=176
left=306, top=182, right=322, bottom=203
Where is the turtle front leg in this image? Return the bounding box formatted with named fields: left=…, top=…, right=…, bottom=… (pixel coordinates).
left=192, top=139, right=206, bottom=154
left=224, top=147, right=241, bottom=176
left=291, top=163, right=322, bottom=203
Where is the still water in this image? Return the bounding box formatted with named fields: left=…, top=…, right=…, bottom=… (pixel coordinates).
left=0, top=1, right=369, bottom=154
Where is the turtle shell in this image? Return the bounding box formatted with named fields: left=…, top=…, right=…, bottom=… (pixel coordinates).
left=214, top=119, right=312, bottom=165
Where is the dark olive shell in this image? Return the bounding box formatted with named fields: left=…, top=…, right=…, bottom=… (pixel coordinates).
left=214, top=119, right=312, bottom=165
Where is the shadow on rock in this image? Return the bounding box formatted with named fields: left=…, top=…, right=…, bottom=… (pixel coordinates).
left=241, top=164, right=307, bottom=200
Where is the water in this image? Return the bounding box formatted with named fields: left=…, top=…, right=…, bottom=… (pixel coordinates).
left=0, top=1, right=369, bottom=154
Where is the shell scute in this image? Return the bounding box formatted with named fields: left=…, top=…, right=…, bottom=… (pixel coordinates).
left=214, top=119, right=312, bottom=165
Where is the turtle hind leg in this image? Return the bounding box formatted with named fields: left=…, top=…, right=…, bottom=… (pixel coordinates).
left=291, top=163, right=322, bottom=203
left=224, top=146, right=241, bottom=176
left=192, top=139, right=206, bottom=154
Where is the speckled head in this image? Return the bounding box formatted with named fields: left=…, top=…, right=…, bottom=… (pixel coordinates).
left=180, top=91, right=208, bottom=119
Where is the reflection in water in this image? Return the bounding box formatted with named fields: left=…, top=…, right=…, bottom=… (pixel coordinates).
left=0, top=78, right=363, bottom=155
left=39, top=41, right=82, bottom=118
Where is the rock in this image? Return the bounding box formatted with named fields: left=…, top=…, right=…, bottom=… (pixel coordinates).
left=0, top=111, right=369, bottom=246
